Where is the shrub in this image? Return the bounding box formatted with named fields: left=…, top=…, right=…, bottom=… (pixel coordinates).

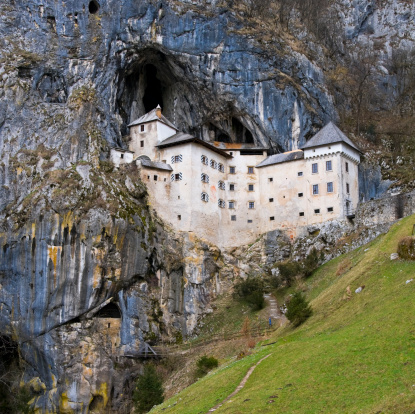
left=133, top=365, right=164, bottom=413
left=233, top=277, right=265, bottom=310
left=286, top=292, right=313, bottom=327
left=397, top=236, right=415, bottom=260
left=278, top=262, right=302, bottom=286
left=302, top=247, right=320, bottom=277
left=196, top=355, right=219, bottom=377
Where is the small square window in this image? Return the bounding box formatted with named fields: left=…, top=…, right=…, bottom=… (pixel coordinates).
left=326, top=160, right=332, bottom=171
left=298, top=172, right=303, bottom=176
left=268, top=177, right=273, bottom=182
left=314, top=209, right=320, bottom=214
left=248, top=166, right=254, bottom=174
left=298, top=192, right=303, bottom=197
left=230, top=166, right=236, bottom=174
left=120, top=153, right=124, bottom=159
left=248, top=184, right=254, bottom=191
left=178, top=196, right=180, bottom=199
left=147, top=175, right=150, bottom=179
left=140, top=125, right=144, bottom=132
left=154, top=175, right=158, bottom=181
left=230, top=152, right=233, bottom=156
left=313, top=184, right=319, bottom=195
left=229, top=184, right=235, bottom=191
left=270, top=216, right=275, bottom=221
left=175, top=173, right=181, bottom=180
left=178, top=215, right=181, bottom=220
left=299, top=212, right=305, bottom=216
left=164, top=178, right=166, bottom=182
left=327, top=207, right=333, bottom=212
left=269, top=198, right=274, bottom=202
left=229, top=201, right=235, bottom=209
left=312, top=163, right=318, bottom=174
left=231, top=215, right=236, bottom=221
left=248, top=201, right=255, bottom=209
left=247, top=220, right=253, bottom=223
left=140, top=141, right=144, bottom=148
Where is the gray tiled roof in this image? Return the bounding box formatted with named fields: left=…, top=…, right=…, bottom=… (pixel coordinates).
left=301, top=122, right=360, bottom=152
left=256, top=150, right=304, bottom=168
left=128, top=108, right=177, bottom=130
left=138, top=158, right=173, bottom=171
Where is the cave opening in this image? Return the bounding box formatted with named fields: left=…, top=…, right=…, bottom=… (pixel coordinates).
left=88, top=0, right=100, bottom=14
left=142, top=64, right=164, bottom=113
left=96, top=303, right=122, bottom=318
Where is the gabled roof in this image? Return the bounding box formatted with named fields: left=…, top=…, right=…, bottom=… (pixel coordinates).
left=128, top=108, right=178, bottom=131
left=301, top=122, right=361, bottom=153
left=157, top=132, right=233, bottom=159
left=137, top=156, right=173, bottom=171
left=256, top=150, right=304, bottom=168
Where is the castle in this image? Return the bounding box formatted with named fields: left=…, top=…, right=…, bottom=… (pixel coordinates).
left=110, top=106, right=361, bottom=248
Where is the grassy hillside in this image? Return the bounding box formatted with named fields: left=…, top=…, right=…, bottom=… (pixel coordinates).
left=151, top=215, right=415, bottom=413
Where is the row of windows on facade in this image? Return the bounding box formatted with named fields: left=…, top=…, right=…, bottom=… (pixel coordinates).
left=178, top=207, right=335, bottom=222
left=200, top=192, right=254, bottom=209
left=311, top=160, right=349, bottom=174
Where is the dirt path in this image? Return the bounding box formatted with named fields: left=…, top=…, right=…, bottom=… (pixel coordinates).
left=207, top=354, right=271, bottom=413
left=264, top=293, right=288, bottom=326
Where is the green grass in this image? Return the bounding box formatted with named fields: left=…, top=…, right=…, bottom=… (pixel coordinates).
left=152, top=215, right=415, bottom=413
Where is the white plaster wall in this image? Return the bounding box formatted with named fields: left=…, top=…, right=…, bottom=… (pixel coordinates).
left=157, top=121, right=177, bottom=143
left=129, top=122, right=159, bottom=160
left=304, top=143, right=360, bottom=164
left=109, top=149, right=133, bottom=168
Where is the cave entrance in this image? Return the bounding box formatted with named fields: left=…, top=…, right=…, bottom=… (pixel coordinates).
left=206, top=118, right=255, bottom=144
left=142, top=64, right=164, bottom=113
left=89, top=1, right=100, bottom=14
left=96, top=303, right=121, bottom=318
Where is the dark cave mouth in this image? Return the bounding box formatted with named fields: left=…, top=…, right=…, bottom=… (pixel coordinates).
left=89, top=1, right=100, bottom=14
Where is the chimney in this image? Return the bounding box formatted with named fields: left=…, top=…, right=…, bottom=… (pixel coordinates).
left=156, top=104, right=162, bottom=119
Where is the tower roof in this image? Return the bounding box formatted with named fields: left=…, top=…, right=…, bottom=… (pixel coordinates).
left=128, top=107, right=178, bottom=130
left=301, top=122, right=361, bottom=153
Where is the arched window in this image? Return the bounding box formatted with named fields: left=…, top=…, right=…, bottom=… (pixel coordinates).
left=218, top=163, right=224, bottom=173
left=218, top=199, right=225, bottom=208
left=201, top=155, right=208, bottom=165
left=201, top=173, right=209, bottom=183
left=218, top=180, right=225, bottom=190
left=201, top=192, right=209, bottom=202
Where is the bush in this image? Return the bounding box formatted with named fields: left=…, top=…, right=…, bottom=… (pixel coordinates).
left=397, top=236, right=415, bottom=260
left=286, top=292, right=313, bottom=327
left=233, top=277, right=265, bottom=310
left=278, top=262, right=302, bottom=287
left=196, top=355, right=219, bottom=377
left=303, top=247, right=320, bottom=277
left=133, top=365, right=164, bottom=413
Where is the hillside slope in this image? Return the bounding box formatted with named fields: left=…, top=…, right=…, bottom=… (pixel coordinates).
left=151, top=214, right=415, bottom=413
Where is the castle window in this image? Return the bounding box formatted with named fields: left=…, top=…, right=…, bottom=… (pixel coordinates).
left=269, top=198, right=274, bottom=202
left=314, top=209, right=320, bottom=214
left=218, top=163, right=224, bottom=172
left=201, top=155, right=208, bottom=165
left=298, top=192, right=303, bottom=197
left=218, top=199, right=225, bottom=208
left=229, top=166, right=236, bottom=174
left=346, top=183, right=350, bottom=193
left=327, top=207, right=333, bottom=212
left=178, top=215, right=181, bottom=220
left=147, top=175, right=150, bottom=179
left=313, top=184, right=319, bottom=195
left=218, top=180, right=225, bottom=190
left=231, top=215, right=236, bottom=221
left=248, top=184, right=254, bottom=192
left=201, top=192, right=209, bottom=202
left=247, top=220, right=253, bottom=223
left=270, top=216, right=275, bottom=221
left=345, top=162, right=349, bottom=172
left=140, top=125, right=145, bottom=132
left=201, top=173, right=209, bottom=183
left=229, top=183, right=235, bottom=191
left=140, top=141, right=144, bottom=148
left=268, top=177, right=273, bottom=182
left=171, top=173, right=183, bottom=181
left=248, top=201, right=255, bottom=209
left=154, top=175, right=158, bottom=181
left=229, top=201, right=235, bottom=209
left=298, top=172, right=303, bottom=176
left=299, top=212, right=304, bottom=216
left=248, top=166, right=254, bottom=174
left=312, top=163, right=318, bottom=174
left=326, top=160, right=332, bottom=171
left=120, top=153, right=124, bottom=159
left=210, top=159, right=217, bottom=169
left=327, top=182, right=333, bottom=193
left=171, top=155, right=182, bottom=164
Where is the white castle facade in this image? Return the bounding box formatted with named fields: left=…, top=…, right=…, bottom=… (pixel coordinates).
left=110, top=106, right=361, bottom=248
